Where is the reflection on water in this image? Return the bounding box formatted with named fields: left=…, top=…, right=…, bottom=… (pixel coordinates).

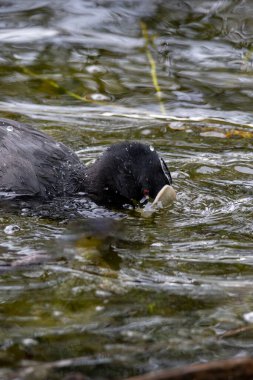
left=1, top=0, right=253, bottom=379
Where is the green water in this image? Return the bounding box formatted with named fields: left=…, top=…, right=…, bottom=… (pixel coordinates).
left=1, top=1, right=253, bottom=379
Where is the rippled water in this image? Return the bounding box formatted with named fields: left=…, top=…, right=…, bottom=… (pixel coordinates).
left=1, top=1, right=253, bottom=379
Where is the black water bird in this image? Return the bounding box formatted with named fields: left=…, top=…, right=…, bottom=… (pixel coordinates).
left=0, top=118, right=174, bottom=208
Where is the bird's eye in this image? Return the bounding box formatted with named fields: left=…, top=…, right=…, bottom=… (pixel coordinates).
left=139, top=188, right=149, bottom=207
left=160, top=158, right=172, bottom=185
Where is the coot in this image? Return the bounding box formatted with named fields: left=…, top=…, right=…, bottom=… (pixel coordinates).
left=0, top=118, right=174, bottom=208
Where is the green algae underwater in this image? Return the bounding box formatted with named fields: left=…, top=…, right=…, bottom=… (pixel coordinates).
left=1, top=1, right=253, bottom=379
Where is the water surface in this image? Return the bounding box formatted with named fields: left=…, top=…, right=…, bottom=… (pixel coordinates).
left=1, top=1, right=253, bottom=379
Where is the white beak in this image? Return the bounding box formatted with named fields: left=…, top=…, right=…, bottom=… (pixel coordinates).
left=151, top=184, right=176, bottom=208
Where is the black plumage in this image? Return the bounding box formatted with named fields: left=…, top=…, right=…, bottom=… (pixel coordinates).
left=0, top=118, right=173, bottom=208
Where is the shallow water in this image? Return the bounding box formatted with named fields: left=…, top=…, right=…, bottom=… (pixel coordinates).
left=1, top=1, right=253, bottom=379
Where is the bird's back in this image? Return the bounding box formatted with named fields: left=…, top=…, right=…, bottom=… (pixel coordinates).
left=0, top=118, right=85, bottom=198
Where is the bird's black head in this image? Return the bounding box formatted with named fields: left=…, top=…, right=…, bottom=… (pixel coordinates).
left=85, top=141, right=173, bottom=209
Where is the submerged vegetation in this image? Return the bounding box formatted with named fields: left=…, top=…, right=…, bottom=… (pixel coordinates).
left=1, top=1, right=253, bottom=379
